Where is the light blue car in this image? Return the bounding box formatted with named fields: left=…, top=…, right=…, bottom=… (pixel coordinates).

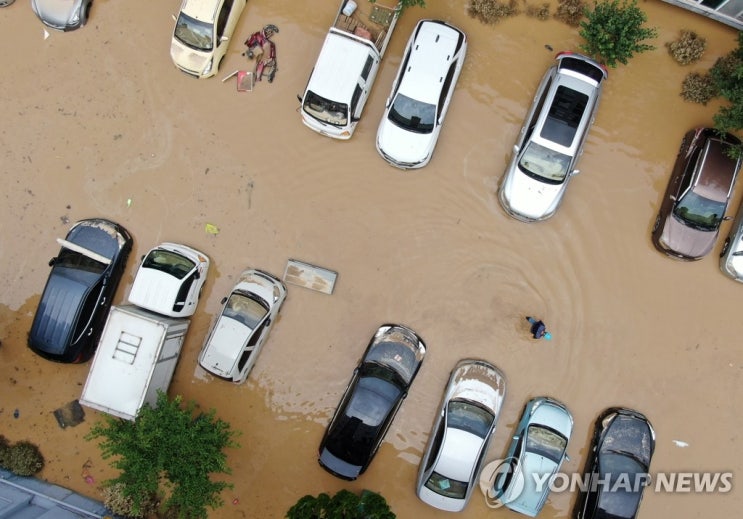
left=491, top=396, right=573, bottom=517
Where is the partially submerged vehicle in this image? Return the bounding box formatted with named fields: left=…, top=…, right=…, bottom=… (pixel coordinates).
left=298, top=0, right=400, bottom=139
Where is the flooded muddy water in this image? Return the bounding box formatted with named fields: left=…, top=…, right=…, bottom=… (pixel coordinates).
left=1, top=0, right=742, bottom=517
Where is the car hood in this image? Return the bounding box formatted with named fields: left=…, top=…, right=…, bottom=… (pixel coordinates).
left=660, top=213, right=717, bottom=259
left=127, top=267, right=181, bottom=316
left=377, top=118, right=433, bottom=167
left=29, top=268, right=96, bottom=355
left=32, top=0, right=79, bottom=27
left=200, top=316, right=252, bottom=377
left=170, top=38, right=211, bottom=75
left=500, top=163, right=566, bottom=221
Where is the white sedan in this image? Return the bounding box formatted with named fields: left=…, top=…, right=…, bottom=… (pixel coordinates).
left=376, top=19, right=467, bottom=169
left=198, top=269, right=287, bottom=384
left=417, top=359, right=506, bottom=512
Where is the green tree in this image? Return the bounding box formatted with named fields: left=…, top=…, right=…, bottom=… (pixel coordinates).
left=86, top=392, right=239, bottom=519
left=286, top=489, right=395, bottom=519
left=711, top=31, right=743, bottom=142
left=579, top=0, right=657, bottom=68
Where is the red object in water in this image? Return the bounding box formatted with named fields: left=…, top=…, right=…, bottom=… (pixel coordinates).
left=232, top=498, right=239, bottom=505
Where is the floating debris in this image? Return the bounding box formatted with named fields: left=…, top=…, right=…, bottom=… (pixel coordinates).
left=673, top=440, right=689, bottom=448
left=205, top=223, right=220, bottom=235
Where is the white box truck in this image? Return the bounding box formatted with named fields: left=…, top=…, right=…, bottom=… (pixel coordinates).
left=298, top=0, right=400, bottom=139
left=80, top=304, right=189, bottom=421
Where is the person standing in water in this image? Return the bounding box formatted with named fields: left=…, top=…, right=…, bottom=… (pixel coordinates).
left=526, top=316, right=552, bottom=340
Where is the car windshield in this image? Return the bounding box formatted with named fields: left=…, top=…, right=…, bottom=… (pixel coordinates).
left=596, top=453, right=646, bottom=516
left=325, top=370, right=402, bottom=466
left=388, top=93, right=436, bottom=134
left=56, top=247, right=107, bottom=275
left=518, top=141, right=571, bottom=183
left=674, top=190, right=725, bottom=230
left=525, top=425, right=567, bottom=464
left=303, top=90, right=348, bottom=127
left=447, top=399, right=495, bottom=439
left=174, top=12, right=214, bottom=51
left=424, top=470, right=469, bottom=499
left=143, top=249, right=195, bottom=279
left=223, top=292, right=268, bottom=329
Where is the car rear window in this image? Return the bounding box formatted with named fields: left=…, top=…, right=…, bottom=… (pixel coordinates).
left=540, top=86, right=588, bottom=147
left=559, top=56, right=605, bottom=83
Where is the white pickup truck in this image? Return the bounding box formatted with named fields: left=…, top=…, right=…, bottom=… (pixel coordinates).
left=298, top=0, right=400, bottom=139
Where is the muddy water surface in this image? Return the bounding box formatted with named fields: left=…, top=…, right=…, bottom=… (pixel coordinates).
left=1, top=1, right=742, bottom=517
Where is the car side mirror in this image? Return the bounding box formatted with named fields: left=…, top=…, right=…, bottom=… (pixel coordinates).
left=385, top=98, right=391, bottom=108
left=724, top=215, right=732, bottom=221
left=48, top=257, right=56, bottom=267
left=297, top=94, right=302, bottom=103
left=194, top=271, right=200, bottom=280
left=670, top=195, right=676, bottom=201
left=172, top=14, right=176, bottom=21
left=265, top=318, right=271, bottom=326
left=351, top=116, right=360, bottom=123
left=571, top=169, right=580, bottom=176
left=220, top=36, right=229, bottom=42
left=221, top=296, right=228, bottom=304
left=513, top=144, right=519, bottom=154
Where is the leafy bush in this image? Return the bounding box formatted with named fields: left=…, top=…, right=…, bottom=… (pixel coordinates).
left=0, top=436, right=10, bottom=468
left=468, top=0, right=520, bottom=24
left=7, top=441, right=45, bottom=476
left=579, top=0, right=657, bottom=67
left=102, top=483, right=158, bottom=519
left=525, top=2, right=551, bottom=20
left=554, top=0, right=586, bottom=26
left=667, top=30, right=707, bottom=65
left=86, top=392, right=239, bottom=519
left=286, top=489, right=395, bottom=519
left=681, top=72, right=717, bottom=104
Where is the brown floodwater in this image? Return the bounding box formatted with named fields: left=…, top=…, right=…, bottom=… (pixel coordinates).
left=1, top=0, right=742, bottom=517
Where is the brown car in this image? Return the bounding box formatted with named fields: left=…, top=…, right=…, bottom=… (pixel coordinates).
left=651, top=128, right=742, bottom=260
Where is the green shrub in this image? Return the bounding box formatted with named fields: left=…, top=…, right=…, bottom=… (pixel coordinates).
left=681, top=72, right=717, bottom=104
left=102, top=483, right=158, bottom=519
left=0, top=436, right=10, bottom=469
left=554, top=0, right=586, bottom=26
left=667, top=30, right=707, bottom=65
left=468, top=0, right=520, bottom=24
left=526, top=2, right=551, bottom=20
left=286, top=489, right=395, bottom=519
left=579, top=0, right=657, bottom=67
left=7, top=441, right=45, bottom=476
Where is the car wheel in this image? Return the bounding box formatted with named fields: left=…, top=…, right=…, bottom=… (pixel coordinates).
left=652, top=214, right=661, bottom=233
left=721, top=237, right=730, bottom=258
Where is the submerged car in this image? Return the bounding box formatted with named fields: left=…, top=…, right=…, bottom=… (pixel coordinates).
left=720, top=198, right=743, bottom=281
left=170, top=0, right=247, bottom=79
left=31, top=0, right=92, bottom=31
left=128, top=242, right=209, bottom=318
left=28, top=219, right=133, bottom=363
left=573, top=407, right=656, bottom=519
left=499, top=51, right=608, bottom=222
left=376, top=19, right=467, bottom=169
left=652, top=128, right=742, bottom=260
left=198, top=269, right=287, bottom=383
left=319, top=324, right=427, bottom=480
left=417, top=359, right=507, bottom=512
left=491, top=396, right=573, bottom=517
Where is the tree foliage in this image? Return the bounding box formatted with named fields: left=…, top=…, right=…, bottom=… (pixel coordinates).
left=286, top=489, right=395, bottom=519
left=711, top=31, right=743, bottom=140
left=579, top=0, right=657, bottom=68
left=86, top=392, right=239, bottom=519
